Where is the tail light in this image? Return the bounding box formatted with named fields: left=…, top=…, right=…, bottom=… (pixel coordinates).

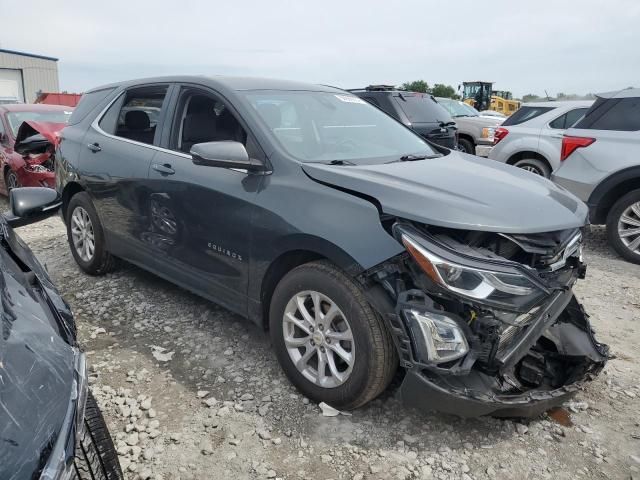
left=494, top=127, right=509, bottom=145
left=560, top=136, right=595, bottom=161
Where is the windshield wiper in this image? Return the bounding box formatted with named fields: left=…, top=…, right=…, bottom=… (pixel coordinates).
left=308, top=159, right=356, bottom=166
left=394, top=153, right=443, bottom=162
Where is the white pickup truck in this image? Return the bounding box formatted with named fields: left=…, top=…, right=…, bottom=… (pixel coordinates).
left=436, top=97, right=502, bottom=156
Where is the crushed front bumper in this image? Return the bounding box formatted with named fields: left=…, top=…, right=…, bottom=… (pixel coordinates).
left=392, top=292, right=608, bottom=418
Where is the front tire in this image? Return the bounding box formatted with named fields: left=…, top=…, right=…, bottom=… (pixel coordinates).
left=513, top=158, right=551, bottom=178
left=73, top=391, right=124, bottom=480
left=66, top=192, right=115, bottom=275
left=457, top=138, right=475, bottom=155
left=269, top=261, right=397, bottom=410
left=606, top=189, right=640, bottom=264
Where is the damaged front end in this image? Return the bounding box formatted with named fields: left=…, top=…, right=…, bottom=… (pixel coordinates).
left=12, top=121, right=63, bottom=188
left=368, top=221, right=608, bottom=417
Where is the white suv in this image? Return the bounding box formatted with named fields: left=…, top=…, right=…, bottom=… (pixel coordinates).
left=488, top=101, right=592, bottom=177
left=553, top=89, right=640, bottom=263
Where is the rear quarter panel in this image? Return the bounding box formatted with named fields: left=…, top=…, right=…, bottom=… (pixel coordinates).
left=488, top=125, right=541, bottom=163
left=554, top=128, right=640, bottom=202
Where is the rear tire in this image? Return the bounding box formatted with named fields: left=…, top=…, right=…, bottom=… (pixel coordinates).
left=457, top=138, right=475, bottom=155
left=66, top=192, right=116, bottom=275
left=269, top=260, right=397, bottom=410
left=513, top=158, right=551, bottom=178
left=606, top=189, right=640, bottom=264
left=73, top=391, right=124, bottom=480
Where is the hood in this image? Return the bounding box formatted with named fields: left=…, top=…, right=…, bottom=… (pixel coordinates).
left=0, top=224, right=76, bottom=479
left=453, top=115, right=502, bottom=128
left=14, top=121, right=65, bottom=156
left=302, top=153, right=588, bottom=234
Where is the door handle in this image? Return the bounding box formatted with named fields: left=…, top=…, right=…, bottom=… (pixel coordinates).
left=87, top=142, right=102, bottom=152
left=151, top=163, right=175, bottom=175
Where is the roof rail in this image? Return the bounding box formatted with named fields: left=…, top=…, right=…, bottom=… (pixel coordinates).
left=365, top=85, right=396, bottom=91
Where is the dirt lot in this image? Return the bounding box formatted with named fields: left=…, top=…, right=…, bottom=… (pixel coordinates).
left=12, top=202, right=640, bottom=480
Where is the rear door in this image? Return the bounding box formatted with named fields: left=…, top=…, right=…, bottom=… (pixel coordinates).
left=80, top=83, right=174, bottom=263
left=539, top=106, right=589, bottom=171
left=139, top=84, right=265, bottom=316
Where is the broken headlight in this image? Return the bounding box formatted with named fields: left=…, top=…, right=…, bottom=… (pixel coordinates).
left=396, top=225, right=548, bottom=311
left=403, top=309, right=469, bottom=363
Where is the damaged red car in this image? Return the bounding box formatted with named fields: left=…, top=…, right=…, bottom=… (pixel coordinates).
left=0, top=104, right=72, bottom=193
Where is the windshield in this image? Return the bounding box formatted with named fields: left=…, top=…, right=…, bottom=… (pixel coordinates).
left=6, top=110, right=72, bottom=136
left=437, top=98, right=479, bottom=117
left=393, top=94, right=452, bottom=124
left=244, top=91, right=438, bottom=164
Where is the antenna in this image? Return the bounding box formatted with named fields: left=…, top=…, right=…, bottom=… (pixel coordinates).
left=544, top=90, right=551, bottom=101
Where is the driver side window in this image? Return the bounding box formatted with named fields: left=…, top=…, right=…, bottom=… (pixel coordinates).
left=170, top=89, right=247, bottom=154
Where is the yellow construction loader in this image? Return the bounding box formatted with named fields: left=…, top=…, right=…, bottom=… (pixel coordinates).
left=461, top=81, right=520, bottom=116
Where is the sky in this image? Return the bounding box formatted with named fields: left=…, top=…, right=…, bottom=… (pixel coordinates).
left=1, top=0, right=638, bottom=98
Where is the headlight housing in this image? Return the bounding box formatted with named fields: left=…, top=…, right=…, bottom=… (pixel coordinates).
left=403, top=309, right=469, bottom=363
left=395, top=225, right=548, bottom=311
left=481, top=126, right=496, bottom=140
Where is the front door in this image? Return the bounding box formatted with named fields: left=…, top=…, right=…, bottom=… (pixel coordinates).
left=80, top=84, right=173, bottom=263
left=140, top=86, right=265, bottom=316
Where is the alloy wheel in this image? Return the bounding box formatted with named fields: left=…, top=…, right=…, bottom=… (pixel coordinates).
left=520, top=165, right=543, bottom=176
left=71, top=206, right=96, bottom=262
left=6, top=171, right=18, bottom=190
left=617, top=201, right=640, bottom=254
left=282, top=290, right=354, bottom=388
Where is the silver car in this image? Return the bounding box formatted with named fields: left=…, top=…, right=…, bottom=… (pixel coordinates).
left=488, top=101, right=592, bottom=177
left=552, top=88, right=640, bottom=264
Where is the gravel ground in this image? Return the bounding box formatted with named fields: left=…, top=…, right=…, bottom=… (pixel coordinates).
left=10, top=200, right=640, bottom=480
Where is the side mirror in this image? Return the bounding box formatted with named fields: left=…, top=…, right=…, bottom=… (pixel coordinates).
left=4, top=187, right=61, bottom=228
left=190, top=141, right=263, bottom=172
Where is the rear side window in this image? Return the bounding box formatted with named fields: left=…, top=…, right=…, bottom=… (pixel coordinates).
left=548, top=108, right=589, bottom=129
left=99, top=85, right=169, bottom=146
left=502, top=106, right=554, bottom=126
left=574, top=97, right=640, bottom=131
left=67, top=88, right=115, bottom=126
left=393, top=94, right=451, bottom=124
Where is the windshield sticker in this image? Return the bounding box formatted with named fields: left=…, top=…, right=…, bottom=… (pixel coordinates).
left=334, top=94, right=366, bottom=105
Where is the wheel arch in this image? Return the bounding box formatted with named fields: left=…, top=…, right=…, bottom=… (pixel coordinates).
left=506, top=150, right=551, bottom=170
left=61, top=181, right=85, bottom=221
left=253, top=237, right=365, bottom=330
left=588, top=166, right=640, bottom=224
left=457, top=133, right=475, bottom=146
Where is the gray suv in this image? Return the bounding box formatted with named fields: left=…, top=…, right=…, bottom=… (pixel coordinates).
left=56, top=76, right=607, bottom=417
left=553, top=88, right=640, bottom=263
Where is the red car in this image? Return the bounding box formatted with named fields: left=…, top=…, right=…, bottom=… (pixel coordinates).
left=0, top=104, right=72, bottom=194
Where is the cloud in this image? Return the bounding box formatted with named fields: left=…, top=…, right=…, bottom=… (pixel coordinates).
left=1, top=0, right=638, bottom=96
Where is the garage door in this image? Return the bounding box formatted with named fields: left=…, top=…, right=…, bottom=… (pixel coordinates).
left=0, top=68, right=24, bottom=102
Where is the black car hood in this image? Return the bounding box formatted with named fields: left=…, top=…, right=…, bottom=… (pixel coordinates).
left=0, top=224, right=76, bottom=479
left=302, top=152, right=588, bottom=234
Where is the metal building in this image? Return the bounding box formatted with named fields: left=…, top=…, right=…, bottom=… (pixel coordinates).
left=0, top=49, right=59, bottom=103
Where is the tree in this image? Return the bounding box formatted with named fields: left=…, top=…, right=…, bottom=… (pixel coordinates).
left=430, top=84, right=459, bottom=99
left=400, top=80, right=429, bottom=93
left=522, top=93, right=541, bottom=103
